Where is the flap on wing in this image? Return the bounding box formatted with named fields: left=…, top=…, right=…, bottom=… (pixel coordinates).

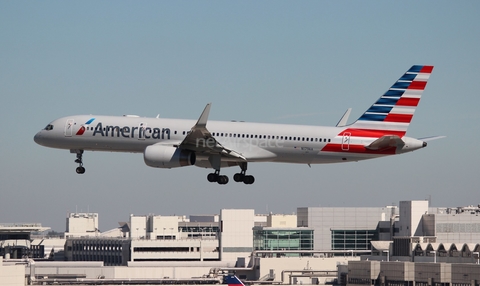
left=365, top=135, right=405, bottom=151
left=179, top=103, right=247, bottom=162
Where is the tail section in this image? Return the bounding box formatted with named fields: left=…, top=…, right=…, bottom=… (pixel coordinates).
left=225, top=275, right=245, bottom=286
left=350, top=65, right=434, bottom=137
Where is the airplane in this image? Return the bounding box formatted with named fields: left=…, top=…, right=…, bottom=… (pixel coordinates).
left=224, top=275, right=246, bottom=286
left=34, top=65, right=441, bottom=185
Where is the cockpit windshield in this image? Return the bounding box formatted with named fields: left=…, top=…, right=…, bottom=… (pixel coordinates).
left=44, top=124, right=54, bottom=131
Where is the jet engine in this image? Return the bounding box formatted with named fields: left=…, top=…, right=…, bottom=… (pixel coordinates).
left=144, top=145, right=196, bottom=168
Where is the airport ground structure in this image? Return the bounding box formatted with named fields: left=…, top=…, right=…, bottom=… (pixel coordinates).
left=1, top=201, right=480, bottom=285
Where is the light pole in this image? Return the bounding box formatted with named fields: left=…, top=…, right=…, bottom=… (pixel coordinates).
left=430, top=250, right=436, bottom=263
left=383, top=250, right=389, bottom=262
left=473, top=252, right=479, bottom=264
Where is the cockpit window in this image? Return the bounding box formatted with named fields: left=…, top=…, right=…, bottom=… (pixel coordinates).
left=44, top=124, right=54, bottom=131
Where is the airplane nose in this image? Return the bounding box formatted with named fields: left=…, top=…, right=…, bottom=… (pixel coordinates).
left=423, top=141, right=427, bottom=148
left=34, top=132, right=44, bottom=146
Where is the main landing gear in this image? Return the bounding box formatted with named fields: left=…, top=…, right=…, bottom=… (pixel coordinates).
left=233, top=172, right=255, bottom=185
left=73, top=150, right=85, bottom=174
left=207, top=170, right=229, bottom=185
left=206, top=162, right=255, bottom=185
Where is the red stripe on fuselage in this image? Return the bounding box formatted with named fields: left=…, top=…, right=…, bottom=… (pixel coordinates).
left=321, top=143, right=397, bottom=155
left=339, top=128, right=406, bottom=138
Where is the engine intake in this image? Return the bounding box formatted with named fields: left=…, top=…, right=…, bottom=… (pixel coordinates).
left=144, top=145, right=196, bottom=168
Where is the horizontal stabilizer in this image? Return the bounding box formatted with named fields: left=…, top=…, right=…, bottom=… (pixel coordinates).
left=418, top=135, right=446, bottom=142
left=365, top=135, right=404, bottom=151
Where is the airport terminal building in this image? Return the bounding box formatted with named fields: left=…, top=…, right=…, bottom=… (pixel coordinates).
left=1, top=200, right=480, bottom=285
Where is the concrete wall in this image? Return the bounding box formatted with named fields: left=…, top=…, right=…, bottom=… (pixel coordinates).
left=65, top=213, right=99, bottom=237
left=414, top=262, right=451, bottom=283
left=220, top=209, right=254, bottom=262
left=130, top=238, right=219, bottom=261
left=0, top=259, right=24, bottom=286
left=379, top=261, right=415, bottom=281
left=267, top=214, right=297, bottom=228
left=297, top=207, right=392, bottom=250
left=451, top=263, right=480, bottom=283
left=348, top=261, right=380, bottom=280
left=33, top=261, right=229, bottom=279
left=435, top=212, right=480, bottom=242
left=347, top=261, right=480, bottom=285
left=398, top=201, right=428, bottom=237
left=260, top=256, right=356, bottom=284
left=130, top=215, right=147, bottom=239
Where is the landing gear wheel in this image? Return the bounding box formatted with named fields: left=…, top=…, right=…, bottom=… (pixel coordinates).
left=217, top=175, right=229, bottom=185
left=243, top=175, right=255, bottom=185
left=233, top=173, right=245, bottom=182
left=207, top=173, right=218, bottom=182
left=73, top=150, right=85, bottom=174
left=76, top=166, right=86, bottom=174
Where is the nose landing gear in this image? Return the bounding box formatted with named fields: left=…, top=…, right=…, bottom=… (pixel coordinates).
left=71, top=149, right=85, bottom=174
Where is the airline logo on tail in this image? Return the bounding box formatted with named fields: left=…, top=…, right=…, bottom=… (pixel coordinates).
left=224, top=275, right=245, bottom=286
left=350, top=65, right=433, bottom=136
left=322, top=65, right=434, bottom=154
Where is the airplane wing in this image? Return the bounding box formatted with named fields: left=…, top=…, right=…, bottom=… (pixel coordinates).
left=178, top=103, right=247, bottom=162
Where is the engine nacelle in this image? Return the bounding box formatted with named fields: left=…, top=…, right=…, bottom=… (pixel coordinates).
left=144, top=145, right=196, bottom=168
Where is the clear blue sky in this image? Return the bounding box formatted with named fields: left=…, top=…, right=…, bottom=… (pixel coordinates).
left=1, top=1, right=479, bottom=231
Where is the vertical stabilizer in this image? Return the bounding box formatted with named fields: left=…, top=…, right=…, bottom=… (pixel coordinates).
left=350, top=65, right=434, bottom=137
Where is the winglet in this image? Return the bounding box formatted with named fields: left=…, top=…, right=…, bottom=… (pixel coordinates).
left=336, top=108, right=352, bottom=127
left=196, top=103, right=212, bottom=128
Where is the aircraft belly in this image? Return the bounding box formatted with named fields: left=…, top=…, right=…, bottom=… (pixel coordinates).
left=61, top=136, right=148, bottom=153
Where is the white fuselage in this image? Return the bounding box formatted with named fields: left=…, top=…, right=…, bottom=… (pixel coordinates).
left=34, top=114, right=401, bottom=167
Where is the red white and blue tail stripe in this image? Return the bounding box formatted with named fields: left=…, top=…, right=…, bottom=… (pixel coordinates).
left=349, top=65, right=434, bottom=137
left=225, top=275, right=245, bottom=286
